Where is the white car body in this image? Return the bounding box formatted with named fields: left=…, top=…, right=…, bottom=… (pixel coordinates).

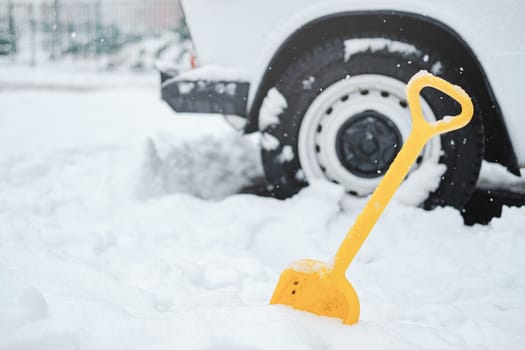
left=180, top=0, right=525, bottom=166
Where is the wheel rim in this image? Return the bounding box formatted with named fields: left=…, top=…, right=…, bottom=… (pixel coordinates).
left=298, top=74, right=441, bottom=196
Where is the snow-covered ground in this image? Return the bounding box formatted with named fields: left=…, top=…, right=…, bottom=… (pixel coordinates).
left=1, top=68, right=524, bottom=350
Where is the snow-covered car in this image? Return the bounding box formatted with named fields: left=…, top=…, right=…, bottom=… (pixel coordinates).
left=161, top=0, right=524, bottom=212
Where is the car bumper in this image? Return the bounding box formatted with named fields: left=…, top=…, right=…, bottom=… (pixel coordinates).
left=160, top=67, right=250, bottom=121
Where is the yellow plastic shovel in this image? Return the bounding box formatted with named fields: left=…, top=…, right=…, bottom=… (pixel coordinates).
left=270, top=70, right=474, bottom=325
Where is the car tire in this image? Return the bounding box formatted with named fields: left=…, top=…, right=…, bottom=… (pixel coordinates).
left=259, top=35, right=484, bottom=209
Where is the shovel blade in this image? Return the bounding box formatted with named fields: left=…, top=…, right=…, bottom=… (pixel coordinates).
left=270, top=259, right=360, bottom=325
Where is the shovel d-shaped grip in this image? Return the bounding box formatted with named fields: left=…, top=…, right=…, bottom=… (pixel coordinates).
left=332, top=71, right=474, bottom=275
left=407, top=71, right=474, bottom=140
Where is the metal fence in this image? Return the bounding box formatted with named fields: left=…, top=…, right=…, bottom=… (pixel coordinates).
left=0, top=0, right=186, bottom=67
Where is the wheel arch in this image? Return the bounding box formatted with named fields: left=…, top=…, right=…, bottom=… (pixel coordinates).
left=246, top=10, right=520, bottom=175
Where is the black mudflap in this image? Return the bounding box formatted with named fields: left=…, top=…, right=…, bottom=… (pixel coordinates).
left=462, top=188, right=525, bottom=225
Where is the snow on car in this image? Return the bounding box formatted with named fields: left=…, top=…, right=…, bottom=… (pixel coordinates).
left=161, top=0, right=525, bottom=222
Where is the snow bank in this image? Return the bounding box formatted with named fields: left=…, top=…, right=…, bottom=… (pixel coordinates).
left=138, top=132, right=263, bottom=200
left=1, top=73, right=524, bottom=350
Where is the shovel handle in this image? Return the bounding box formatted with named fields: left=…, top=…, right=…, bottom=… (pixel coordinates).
left=332, top=71, right=473, bottom=275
